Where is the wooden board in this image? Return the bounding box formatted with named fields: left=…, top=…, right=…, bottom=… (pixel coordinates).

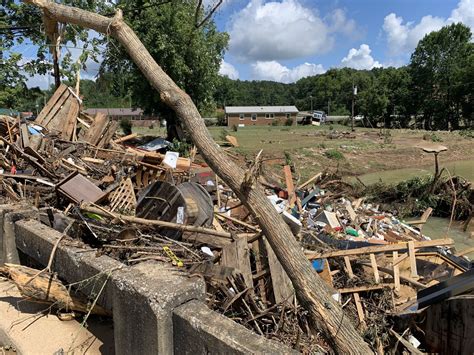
left=35, top=83, right=68, bottom=125
left=83, top=112, right=109, bottom=145
left=221, top=237, right=253, bottom=290
left=57, top=172, right=106, bottom=204
left=306, top=239, right=454, bottom=259
left=62, top=97, right=80, bottom=140
left=283, top=165, right=296, bottom=207
left=265, top=239, right=294, bottom=304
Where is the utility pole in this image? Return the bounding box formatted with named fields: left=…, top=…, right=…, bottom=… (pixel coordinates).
left=351, top=84, right=357, bottom=132
left=327, top=98, right=330, bottom=116
left=310, top=95, right=313, bottom=112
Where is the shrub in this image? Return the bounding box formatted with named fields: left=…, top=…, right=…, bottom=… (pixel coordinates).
left=284, top=117, right=293, bottom=126
left=149, top=124, right=154, bottom=129
left=423, top=132, right=443, bottom=142
left=231, top=124, right=238, bottom=132
left=120, top=118, right=132, bottom=135
left=324, top=149, right=345, bottom=160
left=271, top=120, right=279, bottom=126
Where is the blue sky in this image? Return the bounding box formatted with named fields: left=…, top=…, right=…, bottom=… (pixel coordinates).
left=21, top=0, right=474, bottom=87
left=212, top=0, right=474, bottom=82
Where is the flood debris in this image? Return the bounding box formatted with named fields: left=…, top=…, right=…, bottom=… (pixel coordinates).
left=0, top=83, right=472, bottom=352
left=2, top=1, right=473, bottom=352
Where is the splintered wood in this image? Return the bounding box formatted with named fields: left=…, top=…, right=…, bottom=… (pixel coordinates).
left=110, top=177, right=137, bottom=215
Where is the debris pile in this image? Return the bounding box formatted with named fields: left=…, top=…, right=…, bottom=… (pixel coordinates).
left=0, top=85, right=473, bottom=353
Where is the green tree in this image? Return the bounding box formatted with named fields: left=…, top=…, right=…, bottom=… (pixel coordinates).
left=102, top=0, right=228, bottom=139
left=410, top=23, right=473, bottom=129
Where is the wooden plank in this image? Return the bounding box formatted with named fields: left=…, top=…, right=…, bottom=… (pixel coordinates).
left=221, top=237, right=253, bottom=290
left=265, top=239, right=294, bottom=304
left=42, top=91, right=72, bottom=129
left=20, top=124, right=30, bottom=148
left=283, top=165, right=296, bottom=207
left=393, top=251, right=400, bottom=292
left=353, top=293, right=366, bottom=327
left=318, top=259, right=334, bottom=287
left=338, top=284, right=393, bottom=294
left=83, top=112, right=109, bottom=145
left=253, top=239, right=267, bottom=303
left=298, top=172, right=322, bottom=190
left=35, top=83, right=68, bottom=124
left=343, top=256, right=354, bottom=279
left=305, top=238, right=454, bottom=259
left=370, top=253, right=380, bottom=284
left=97, top=121, right=118, bottom=148
left=62, top=96, right=80, bottom=140
left=113, top=133, right=138, bottom=144
left=408, top=241, right=418, bottom=279
left=345, top=200, right=357, bottom=221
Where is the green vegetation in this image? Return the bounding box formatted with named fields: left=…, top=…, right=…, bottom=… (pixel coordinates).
left=119, top=118, right=132, bottom=135
left=324, top=149, right=345, bottom=160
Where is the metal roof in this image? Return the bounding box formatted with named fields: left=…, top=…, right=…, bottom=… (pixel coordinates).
left=225, top=106, right=299, bottom=114
left=83, top=108, right=144, bottom=116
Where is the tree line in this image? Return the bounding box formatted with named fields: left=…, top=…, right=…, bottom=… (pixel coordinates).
left=216, top=23, right=473, bottom=130
left=1, top=0, right=472, bottom=131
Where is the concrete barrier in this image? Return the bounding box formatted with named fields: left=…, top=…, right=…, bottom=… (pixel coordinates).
left=0, top=209, right=294, bottom=354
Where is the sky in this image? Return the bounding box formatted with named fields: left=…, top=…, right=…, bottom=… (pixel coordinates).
left=212, top=0, right=474, bottom=83
left=21, top=0, right=474, bottom=87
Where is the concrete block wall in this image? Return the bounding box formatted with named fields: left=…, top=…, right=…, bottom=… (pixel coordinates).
left=0, top=207, right=294, bottom=354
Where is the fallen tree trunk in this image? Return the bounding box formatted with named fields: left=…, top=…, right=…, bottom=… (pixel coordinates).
left=23, top=1, right=371, bottom=352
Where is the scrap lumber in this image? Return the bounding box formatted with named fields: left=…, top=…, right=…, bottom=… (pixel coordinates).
left=283, top=165, right=296, bottom=207
left=28, top=2, right=373, bottom=351
left=306, top=239, right=454, bottom=259
left=221, top=237, right=253, bottom=289
left=393, top=251, right=401, bottom=292
left=0, top=263, right=110, bottom=316
left=408, top=241, right=419, bottom=279
left=338, top=284, right=393, bottom=294
left=35, top=84, right=80, bottom=140
left=114, top=133, right=138, bottom=144
left=82, top=112, right=108, bottom=146
left=264, top=240, right=294, bottom=304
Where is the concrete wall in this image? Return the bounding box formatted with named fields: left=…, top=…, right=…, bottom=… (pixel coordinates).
left=0, top=206, right=294, bottom=354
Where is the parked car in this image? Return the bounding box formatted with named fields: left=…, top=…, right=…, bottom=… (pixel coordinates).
left=354, top=115, right=364, bottom=121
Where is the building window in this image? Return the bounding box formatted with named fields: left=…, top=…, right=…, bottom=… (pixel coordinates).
left=239, top=113, right=245, bottom=120
left=265, top=113, right=275, bottom=119
left=286, top=113, right=291, bottom=119
left=251, top=113, right=257, bottom=121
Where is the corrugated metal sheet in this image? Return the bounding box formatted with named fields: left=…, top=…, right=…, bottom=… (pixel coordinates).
left=225, top=106, right=299, bottom=114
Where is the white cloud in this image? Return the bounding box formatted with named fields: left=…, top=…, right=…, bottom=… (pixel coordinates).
left=219, top=60, right=239, bottom=79
left=449, top=0, right=474, bottom=28
left=341, top=44, right=381, bottom=70
left=383, top=0, right=474, bottom=56
left=326, top=8, right=358, bottom=37
left=229, top=0, right=357, bottom=62
left=251, top=61, right=325, bottom=83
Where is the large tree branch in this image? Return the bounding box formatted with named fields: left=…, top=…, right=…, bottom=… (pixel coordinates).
left=23, top=1, right=372, bottom=353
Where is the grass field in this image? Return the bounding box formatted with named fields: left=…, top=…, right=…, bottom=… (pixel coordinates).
left=133, top=124, right=474, bottom=183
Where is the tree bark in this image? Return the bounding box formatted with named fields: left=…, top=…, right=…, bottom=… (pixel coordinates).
left=23, top=1, right=372, bottom=352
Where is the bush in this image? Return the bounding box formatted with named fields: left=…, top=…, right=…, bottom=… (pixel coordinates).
left=149, top=124, right=154, bottom=129
left=284, top=118, right=293, bottom=126
left=120, top=118, right=132, bottom=135
left=170, top=138, right=191, bottom=157
left=324, top=149, right=345, bottom=160
left=231, top=124, right=238, bottom=132
left=423, top=132, right=443, bottom=142
left=271, top=120, right=279, bottom=126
